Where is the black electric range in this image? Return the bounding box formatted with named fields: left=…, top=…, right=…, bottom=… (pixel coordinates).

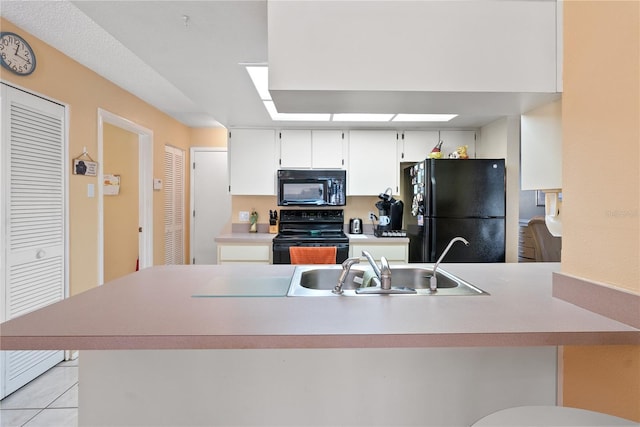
left=272, top=209, right=349, bottom=264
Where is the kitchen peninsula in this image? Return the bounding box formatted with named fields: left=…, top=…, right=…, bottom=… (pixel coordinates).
left=1, top=263, right=638, bottom=426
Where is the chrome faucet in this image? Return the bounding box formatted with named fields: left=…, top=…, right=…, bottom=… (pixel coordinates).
left=362, top=250, right=392, bottom=290
left=333, top=256, right=360, bottom=295
left=430, top=237, right=470, bottom=292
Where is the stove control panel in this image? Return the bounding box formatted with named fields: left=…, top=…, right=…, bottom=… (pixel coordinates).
left=279, top=209, right=344, bottom=223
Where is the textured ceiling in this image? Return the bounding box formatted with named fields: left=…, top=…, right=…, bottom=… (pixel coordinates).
left=0, top=0, right=525, bottom=130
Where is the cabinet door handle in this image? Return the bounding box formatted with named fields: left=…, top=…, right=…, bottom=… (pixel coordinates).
left=36, top=249, right=46, bottom=259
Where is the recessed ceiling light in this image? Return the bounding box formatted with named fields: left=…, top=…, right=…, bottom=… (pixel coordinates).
left=392, top=114, right=458, bottom=122
left=264, top=101, right=330, bottom=121
left=245, top=65, right=458, bottom=123
left=332, top=113, right=394, bottom=122
left=245, top=66, right=271, bottom=101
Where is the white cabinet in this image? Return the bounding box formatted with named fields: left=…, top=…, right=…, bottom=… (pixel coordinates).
left=311, top=130, right=345, bottom=169
left=217, top=243, right=272, bottom=264
left=350, top=242, right=408, bottom=263
left=520, top=99, right=562, bottom=190
left=398, top=130, right=440, bottom=163
left=279, top=129, right=312, bottom=168
left=438, top=130, right=476, bottom=158
left=228, top=129, right=277, bottom=195
left=348, top=130, right=398, bottom=195
left=278, top=129, right=345, bottom=169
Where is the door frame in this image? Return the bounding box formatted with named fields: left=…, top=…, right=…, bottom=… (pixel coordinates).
left=189, top=147, right=229, bottom=264
left=97, top=108, right=153, bottom=285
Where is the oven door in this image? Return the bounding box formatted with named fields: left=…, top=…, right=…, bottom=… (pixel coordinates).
left=273, top=241, right=349, bottom=264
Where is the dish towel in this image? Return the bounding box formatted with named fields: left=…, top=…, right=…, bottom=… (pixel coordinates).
left=360, top=269, right=377, bottom=287
left=289, top=246, right=337, bottom=264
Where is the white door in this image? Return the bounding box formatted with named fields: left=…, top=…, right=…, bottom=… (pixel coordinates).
left=191, top=148, right=231, bottom=264
left=0, top=84, right=66, bottom=398
left=164, top=146, right=185, bottom=265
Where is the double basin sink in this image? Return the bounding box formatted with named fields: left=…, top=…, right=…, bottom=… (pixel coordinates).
left=287, top=264, right=489, bottom=297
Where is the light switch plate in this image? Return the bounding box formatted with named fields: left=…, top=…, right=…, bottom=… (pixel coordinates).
left=153, top=178, right=163, bottom=190
left=239, top=211, right=250, bottom=222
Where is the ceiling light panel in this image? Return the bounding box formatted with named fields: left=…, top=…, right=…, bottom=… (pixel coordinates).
left=392, top=114, right=458, bottom=122
left=246, top=66, right=271, bottom=100
left=264, top=101, right=330, bottom=121
left=332, top=113, right=394, bottom=122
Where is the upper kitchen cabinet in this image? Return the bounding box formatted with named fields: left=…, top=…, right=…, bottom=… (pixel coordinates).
left=278, top=129, right=345, bottom=169
left=279, top=129, right=312, bottom=168
left=348, top=130, right=398, bottom=196
left=398, top=131, right=440, bottom=163
left=521, top=99, right=562, bottom=190
left=268, top=1, right=561, bottom=116
left=228, top=129, right=277, bottom=195
left=439, top=131, right=477, bottom=159
left=311, top=130, right=345, bottom=169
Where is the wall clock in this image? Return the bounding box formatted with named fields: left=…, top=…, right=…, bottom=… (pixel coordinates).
left=0, top=32, right=36, bottom=76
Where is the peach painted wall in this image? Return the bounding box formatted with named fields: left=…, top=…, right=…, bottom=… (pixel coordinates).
left=0, top=18, right=193, bottom=296
left=103, top=124, right=139, bottom=282
left=190, top=128, right=227, bottom=148
left=561, top=1, right=639, bottom=421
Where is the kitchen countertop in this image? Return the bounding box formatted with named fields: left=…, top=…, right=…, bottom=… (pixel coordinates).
left=215, top=232, right=409, bottom=243
left=1, top=263, right=637, bottom=351
left=215, top=232, right=276, bottom=243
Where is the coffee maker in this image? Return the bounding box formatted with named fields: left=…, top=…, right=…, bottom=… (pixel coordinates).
left=374, top=188, right=404, bottom=237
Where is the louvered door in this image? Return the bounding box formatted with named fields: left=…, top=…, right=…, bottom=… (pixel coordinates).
left=164, top=145, right=185, bottom=264
left=0, top=84, right=66, bottom=398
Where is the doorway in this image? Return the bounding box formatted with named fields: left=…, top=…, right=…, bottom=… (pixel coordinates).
left=97, top=109, right=153, bottom=285
left=190, top=148, right=231, bottom=264
left=103, top=124, right=139, bottom=281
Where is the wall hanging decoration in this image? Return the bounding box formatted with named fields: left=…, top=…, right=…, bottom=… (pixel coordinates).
left=103, top=174, right=121, bottom=196
left=0, top=32, right=36, bottom=76
left=72, top=148, right=98, bottom=176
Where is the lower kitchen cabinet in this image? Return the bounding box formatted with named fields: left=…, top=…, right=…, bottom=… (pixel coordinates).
left=217, top=243, right=272, bottom=264
left=350, top=242, right=408, bottom=263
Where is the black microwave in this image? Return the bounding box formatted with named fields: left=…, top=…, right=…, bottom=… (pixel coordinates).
left=277, top=169, right=346, bottom=206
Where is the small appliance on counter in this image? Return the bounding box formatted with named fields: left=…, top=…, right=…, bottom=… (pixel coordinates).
left=349, top=218, right=363, bottom=234
left=373, top=188, right=405, bottom=237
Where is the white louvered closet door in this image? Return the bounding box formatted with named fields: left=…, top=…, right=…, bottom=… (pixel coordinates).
left=164, top=146, right=185, bottom=264
left=1, top=84, right=66, bottom=398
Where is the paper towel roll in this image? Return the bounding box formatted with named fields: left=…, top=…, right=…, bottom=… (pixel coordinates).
left=544, top=191, right=562, bottom=237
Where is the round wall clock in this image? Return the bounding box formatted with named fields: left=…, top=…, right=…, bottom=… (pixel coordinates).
left=0, top=32, right=36, bottom=76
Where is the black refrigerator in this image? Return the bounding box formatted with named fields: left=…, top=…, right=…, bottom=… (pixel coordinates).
left=403, top=159, right=506, bottom=263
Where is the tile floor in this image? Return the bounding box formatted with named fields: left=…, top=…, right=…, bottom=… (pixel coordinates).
left=0, top=359, right=78, bottom=427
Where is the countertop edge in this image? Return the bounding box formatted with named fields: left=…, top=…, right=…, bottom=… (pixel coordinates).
left=215, top=233, right=409, bottom=244
left=2, top=331, right=639, bottom=351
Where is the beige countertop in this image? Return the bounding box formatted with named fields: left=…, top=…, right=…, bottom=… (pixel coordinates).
left=215, top=232, right=276, bottom=243
left=1, top=263, right=638, bottom=350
